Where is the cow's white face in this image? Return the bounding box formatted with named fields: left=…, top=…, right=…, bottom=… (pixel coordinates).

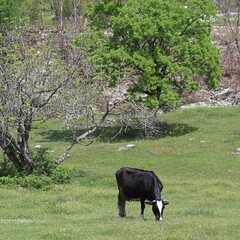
left=152, top=199, right=169, bottom=221
left=156, top=200, right=164, bottom=220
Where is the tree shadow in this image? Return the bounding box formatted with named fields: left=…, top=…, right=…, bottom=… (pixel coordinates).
left=96, top=122, right=198, bottom=143
left=37, top=129, right=79, bottom=143
left=37, top=122, right=198, bottom=143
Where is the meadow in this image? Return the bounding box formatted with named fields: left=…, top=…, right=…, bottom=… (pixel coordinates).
left=0, top=107, right=239, bottom=240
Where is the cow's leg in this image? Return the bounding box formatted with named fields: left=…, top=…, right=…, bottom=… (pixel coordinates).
left=140, top=199, right=145, bottom=220
left=118, top=193, right=126, bottom=217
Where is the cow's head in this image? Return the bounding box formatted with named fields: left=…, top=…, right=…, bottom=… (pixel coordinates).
left=146, top=199, right=169, bottom=221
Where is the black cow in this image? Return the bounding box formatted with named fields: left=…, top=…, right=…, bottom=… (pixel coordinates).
left=115, top=167, right=169, bottom=221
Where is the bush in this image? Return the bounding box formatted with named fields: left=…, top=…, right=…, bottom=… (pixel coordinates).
left=0, top=148, right=73, bottom=189
left=0, top=155, right=19, bottom=177
left=30, top=148, right=58, bottom=176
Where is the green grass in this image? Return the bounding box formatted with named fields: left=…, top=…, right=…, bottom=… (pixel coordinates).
left=1, top=107, right=240, bottom=239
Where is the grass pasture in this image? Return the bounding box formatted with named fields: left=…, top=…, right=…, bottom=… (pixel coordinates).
left=0, top=107, right=240, bottom=239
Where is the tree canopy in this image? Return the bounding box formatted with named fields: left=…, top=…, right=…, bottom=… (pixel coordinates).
left=86, top=0, right=222, bottom=108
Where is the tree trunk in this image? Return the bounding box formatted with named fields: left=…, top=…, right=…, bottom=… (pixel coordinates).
left=0, top=119, right=36, bottom=175
left=19, top=153, right=36, bottom=174
left=0, top=140, right=22, bottom=170
left=0, top=138, right=36, bottom=174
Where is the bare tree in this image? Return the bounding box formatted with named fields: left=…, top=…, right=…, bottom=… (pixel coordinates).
left=215, top=0, right=240, bottom=75
left=0, top=30, right=77, bottom=173
left=51, top=0, right=84, bottom=31
left=0, top=25, right=130, bottom=173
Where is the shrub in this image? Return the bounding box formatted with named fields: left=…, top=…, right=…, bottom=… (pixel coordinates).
left=30, top=148, right=58, bottom=176
left=0, top=148, right=73, bottom=189
left=0, top=155, right=19, bottom=177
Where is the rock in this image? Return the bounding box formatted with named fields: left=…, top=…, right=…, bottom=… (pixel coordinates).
left=117, top=144, right=136, bottom=151
left=231, top=148, right=240, bottom=155
left=34, top=144, right=42, bottom=149
left=126, top=144, right=135, bottom=148
left=117, top=146, right=128, bottom=151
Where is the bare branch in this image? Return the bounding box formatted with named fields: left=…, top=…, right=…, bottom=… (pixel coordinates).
left=57, top=100, right=112, bottom=165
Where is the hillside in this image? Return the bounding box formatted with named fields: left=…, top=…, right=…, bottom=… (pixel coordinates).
left=0, top=107, right=240, bottom=239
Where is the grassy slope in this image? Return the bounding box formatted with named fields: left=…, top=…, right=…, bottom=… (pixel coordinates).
left=0, top=107, right=240, bottom=240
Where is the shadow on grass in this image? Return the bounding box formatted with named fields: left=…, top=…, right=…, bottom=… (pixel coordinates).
left=37, top=122, right=198, bottom=143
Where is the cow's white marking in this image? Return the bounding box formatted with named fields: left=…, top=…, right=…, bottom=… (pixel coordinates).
left=156, top=200, right=163, bottom=221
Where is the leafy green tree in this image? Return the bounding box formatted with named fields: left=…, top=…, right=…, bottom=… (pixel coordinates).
left=86, top=0, right=222, bottom=108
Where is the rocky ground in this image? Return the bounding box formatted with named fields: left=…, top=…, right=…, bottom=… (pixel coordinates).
left=181, top=78, right=240, bottom=108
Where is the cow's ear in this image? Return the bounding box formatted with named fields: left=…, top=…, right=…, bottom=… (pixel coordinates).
left=163, top=200, right=169, bottom=205
left=145, top=200, right=153, bottom=205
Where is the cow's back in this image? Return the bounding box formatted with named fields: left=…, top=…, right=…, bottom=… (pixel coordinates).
left=115, top=167, right=161, bottom=200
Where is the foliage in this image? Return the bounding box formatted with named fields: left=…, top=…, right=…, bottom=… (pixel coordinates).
left=0, top=148, right=72, bottom=189
left=0, top=0, right=95, bottom=30
left=75, top=29, right=129, bottom=87
left=0, top=0, right=22, bottom=34
left=86, top=0, right=222, bottom=108
left=18, top=0, right=42, bottom=23
left=84, top=0, right=126, bottom=29
left=0, top=155, right=19, bottom=177
left=30, top=148, right=58, bottom=176
left=0, top=0, right=19, bottom=21
left=0, top=0, right=43, bottom=31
